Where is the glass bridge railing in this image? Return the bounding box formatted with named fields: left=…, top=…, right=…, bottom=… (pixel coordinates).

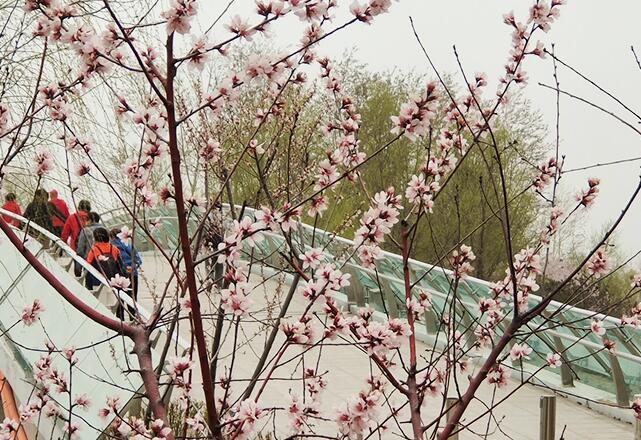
left=0, top=209, right=189, bottom=439
left=100, top=204, right=641, bottom=407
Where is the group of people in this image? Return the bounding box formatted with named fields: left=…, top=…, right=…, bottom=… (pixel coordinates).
left=1, top=189, right=141, bottom=319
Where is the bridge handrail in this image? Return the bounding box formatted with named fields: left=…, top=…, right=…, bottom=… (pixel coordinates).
left=0, top=208, right=190, bottom=351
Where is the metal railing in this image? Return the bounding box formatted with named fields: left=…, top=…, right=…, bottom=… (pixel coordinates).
left=100, top=204, right=641, bottom=406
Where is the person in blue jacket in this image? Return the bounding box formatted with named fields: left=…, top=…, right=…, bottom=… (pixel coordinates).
left=109, top=228, right=142, bottom=319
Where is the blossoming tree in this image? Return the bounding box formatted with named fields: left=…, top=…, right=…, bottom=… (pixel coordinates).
left=2, top=0, right=641, bottom=439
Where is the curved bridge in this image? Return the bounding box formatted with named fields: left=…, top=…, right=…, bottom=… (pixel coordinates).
left=0, top=205, right=639, bottom=438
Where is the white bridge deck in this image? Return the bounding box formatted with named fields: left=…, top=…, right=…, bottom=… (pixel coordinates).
left=135, top=252, right=635, bottom=439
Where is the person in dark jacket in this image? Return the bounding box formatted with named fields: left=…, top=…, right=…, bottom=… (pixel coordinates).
left=23, top=189, right=53, bottom=247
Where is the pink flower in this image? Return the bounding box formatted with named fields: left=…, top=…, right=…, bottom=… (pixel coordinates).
left=307, top=195, right=328, bottom=217
left=199, top=139, right=222, bottom=163
left=109, top=274, right=131, bottom=291
left=63, top=422, right=80, bottom=438
left=99, top=396, right=121, bottom=419
left=161, top=0, right=198, bottom=35
left=75, top=162, right=91, bottom=177
left=34, top=150, right=53, bottom=176
left=167, top=356, right=193, bottom=380
left=575, top=177, right=600, bottom=207
left=226, top=15, right=255, bottom=40
left=220, top=283, right=253, bottom=317
left=117, top=226, right=131, bottom=242
left=300, top=248, right=324, bottom=270
left=509, top=343, right=532, bottom=361
left=587, top=249, right=609, bottom=276
left=391, top=82, right=439, bottom=141
left=280, top=316, right=315, bottom=344
left=591, top=319, right=606, bottom=337
left=138, top=186, right=157, bottom=208
left=21, top=299, right=44, bottom=326
left=632, top=397, right=641, bottom=420
left=546, top=352, right=562, bottom=368
left=450, top=244, right=476, bottom=279
left=63, top=346, right=77, bottom=365
left=74, top=394, right=91, bottom=410
left=487, top=363, right=509, bottom=388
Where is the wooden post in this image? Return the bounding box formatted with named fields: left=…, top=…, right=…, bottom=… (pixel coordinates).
left=634, top=394, right=641, bottom=440
left=539, top=395, right=556, bottom=440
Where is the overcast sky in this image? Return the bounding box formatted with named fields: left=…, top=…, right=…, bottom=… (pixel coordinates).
left=206, top=1, right=641, bottom=260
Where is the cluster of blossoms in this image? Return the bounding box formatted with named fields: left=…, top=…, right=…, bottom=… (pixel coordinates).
left=300, top=262, right=351, bottom=302
left=490, top=247, right=542, bottom=314
left=336, top=380, right=384, bottom=437
left=286, top=368, right=327, bottom=434
left=109, top=417, right=172, bottom=439
left=487, top=362, right=509, bottom=388
left=533, top=157, right=560, bottom=190
left=587, top=248, right=609, bottom=276
left=450, top=244, right=476, bottom=280
left=21, top=299, right=44, bottom=326
left=509, top=342, right=533, bottom=361
left=353, top=188, right=401, bottom=268
left=347, top=308, right=411, bottom=359
left=391, top=81, right=439, bottom=141
left=417, top=363, right=447, bottom=400
left=199, top=139, right=222, bottom=164
left=167, top=356, right=194, bottom=411
left=576, top=177, right=600, bottom=207
left=34, top=150, right=54, bottom=176
left=0, top=418, right=19, bottom=440
left=406, top=289, right=432, bottom=320
left=501, top=1, right=564, bottom=91
left=220, top=281, right=253, bottom=318
left=216, top=216, right=264, bottom=265
left=312, top=68, right=365, bottom=213
left=621, top=296, right=641, bottom=328
left=349, top=0, right=394, bottom=24
left=222, top=399, right=263, bottom=440
left=474, top=298, right=506, bottom=349
left=100, top=396, right=172, bottom=439
left=19, top=342, right=91, bottom=437
left=540, top=206, right=563, bottom=245
left=590, top=320, right=616, bottom=354
left=161, top=0, right=198, bottom=34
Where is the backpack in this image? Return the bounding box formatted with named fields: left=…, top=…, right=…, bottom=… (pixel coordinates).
left=92, top=245, right=123, bottom=280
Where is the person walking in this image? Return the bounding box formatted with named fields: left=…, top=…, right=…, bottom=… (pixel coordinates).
left=23, top=189, right=54, bottom=248
left=48, top=189, right=70, bottom=237
left=62, top=199, right=91, bottom=251
left=77, top=212, right=103, bottom=259
left=1, top=193, right=22, bottom=228
left=86, top=228, right=127, bottom=319
left=110, top=228, right=142, bottom=319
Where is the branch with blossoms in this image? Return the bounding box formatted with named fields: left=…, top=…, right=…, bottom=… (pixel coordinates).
left=5, top=0, right=641, bottom=439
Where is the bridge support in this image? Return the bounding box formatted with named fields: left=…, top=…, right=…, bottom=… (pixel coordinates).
left=539, top=395, right=556, bottom=440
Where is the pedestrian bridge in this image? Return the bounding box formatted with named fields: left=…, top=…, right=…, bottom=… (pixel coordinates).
left=0, top=206, right=638, bottom=439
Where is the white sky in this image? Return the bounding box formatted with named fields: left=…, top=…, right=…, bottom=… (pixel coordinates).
left=192, top=2, right=641, bottom=260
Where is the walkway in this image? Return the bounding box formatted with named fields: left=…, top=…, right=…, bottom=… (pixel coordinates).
left=137, top=252, right=635, bottom=439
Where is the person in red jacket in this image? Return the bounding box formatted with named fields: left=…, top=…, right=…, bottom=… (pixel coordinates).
left=48, top=189, right=70, bottom=237
left=62, top=199, right=91, bottom=251
left=1, top=193, right=22, bottom=227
